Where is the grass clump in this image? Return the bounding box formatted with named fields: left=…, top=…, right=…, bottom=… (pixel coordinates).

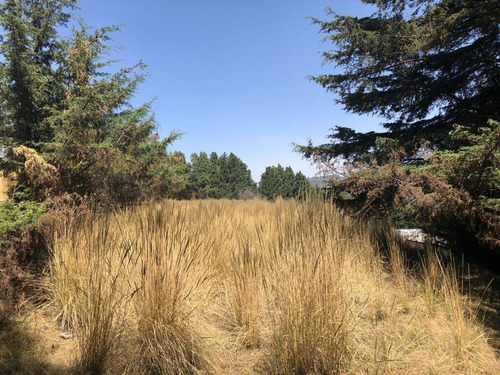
left=41, top=198, right=499, bottom=375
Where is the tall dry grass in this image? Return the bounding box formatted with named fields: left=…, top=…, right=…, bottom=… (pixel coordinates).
left=43, top=198, right=499, bottom=374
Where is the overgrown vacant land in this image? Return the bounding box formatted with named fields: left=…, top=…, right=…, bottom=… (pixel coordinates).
left=16, top=199, right=500, bottom=374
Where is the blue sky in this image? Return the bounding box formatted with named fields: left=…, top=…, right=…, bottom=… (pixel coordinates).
left=80, top=0, right=382, bottom=181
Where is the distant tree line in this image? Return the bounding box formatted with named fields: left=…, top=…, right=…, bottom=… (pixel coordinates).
left=0, top=0, right=312, bottom=207
left=171, top=154, right=311, bottom=201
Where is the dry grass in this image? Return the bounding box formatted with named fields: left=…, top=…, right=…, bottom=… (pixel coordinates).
left=40, top=197, right=499, bottom=374
left=0, top=301, right=72, bottom=375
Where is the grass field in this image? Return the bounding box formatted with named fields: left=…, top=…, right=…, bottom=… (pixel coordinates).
left=5, top=198, right=499, bottom=374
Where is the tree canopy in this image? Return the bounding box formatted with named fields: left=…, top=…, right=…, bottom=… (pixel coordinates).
left=259, top=165, right=310, bottom=201
left=0, top=0, right=185, bottom=204
left=187, top=152, right=256, bottom=199
left=299, top=0, right=500, bottom=161
left=299, top=0, right=500, bottom=250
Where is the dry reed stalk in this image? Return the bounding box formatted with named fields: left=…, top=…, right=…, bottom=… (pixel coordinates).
left=43, top=198, right=499, bottom=375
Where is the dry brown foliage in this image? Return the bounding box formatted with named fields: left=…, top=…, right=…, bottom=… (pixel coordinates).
left=10, top=146, right=60, bottom=201
left=0, top=171, right=16, bottom=202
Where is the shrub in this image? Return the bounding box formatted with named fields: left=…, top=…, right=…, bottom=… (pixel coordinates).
left=0, top=200, right=45, bottom=245
left=319, top=121, right=500, bottom=251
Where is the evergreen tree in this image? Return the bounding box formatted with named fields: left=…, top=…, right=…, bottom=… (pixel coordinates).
left=0, top=0, right=76, bottom=147
left=219, top=153, right=256, bottom=199
left=259, top=165, right=282, bottom=201
left=209, top=152, right=222, bottom=197
left=259, top=165, right=310, bottom=200
left=294, top=171, right=310, bottom=197
left=188, top=152, right=216, bottom=198
left=187, top=152, right=256, bottom=199
left=298, top=0, right=500, bottom=250
left=0, top=0, right=185, bottom=203
left=298, top=0, right=500, bottom=161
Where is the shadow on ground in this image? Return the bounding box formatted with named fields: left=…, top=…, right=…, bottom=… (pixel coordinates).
left=460, top=263, right=500, bottom=349
left=372, top=223, right=500, bottom=351
left=400, top=240, right=500, bottom=350
left=0, top=306, right=71, bottom=375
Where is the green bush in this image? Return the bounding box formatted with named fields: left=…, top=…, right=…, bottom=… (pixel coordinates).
left=0, top=200, right=45, bottom=244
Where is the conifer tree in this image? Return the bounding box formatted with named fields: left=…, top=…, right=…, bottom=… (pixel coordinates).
left=187, top=152, right=256, bottom=199
left=298, top=0, right=500, bottom=249
left=0, top=0, right=76, bottom=147
left=0, top=0, right=185, bottom=203
left=299, top=0, right=500, bottom=160
left=259, top=165, right=310, bottom=200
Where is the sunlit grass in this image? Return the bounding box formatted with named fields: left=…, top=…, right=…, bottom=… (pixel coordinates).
left=44, top=197, right=499, bottom=374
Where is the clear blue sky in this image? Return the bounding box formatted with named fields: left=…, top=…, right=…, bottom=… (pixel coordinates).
left=80, top=0, right=382, bottom=181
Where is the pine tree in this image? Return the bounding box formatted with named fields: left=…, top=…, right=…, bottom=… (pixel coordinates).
left=298, top=0, right=500, bottom=160
left=0, top=0, right=185, bottom=203
left=188, top=152, right=217, bottom=198
left=188, top=152, right=256, bottom=199
left=220, top=153, right=256, bottom=199
left=259, top=165, right=310, bottom=200
left=298, top=0, right=500, bottom=249
left=0, top=0, right=76, bottom=147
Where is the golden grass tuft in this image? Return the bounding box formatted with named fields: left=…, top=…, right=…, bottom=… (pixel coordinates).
left=42, top=198, right=499, bottom=374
